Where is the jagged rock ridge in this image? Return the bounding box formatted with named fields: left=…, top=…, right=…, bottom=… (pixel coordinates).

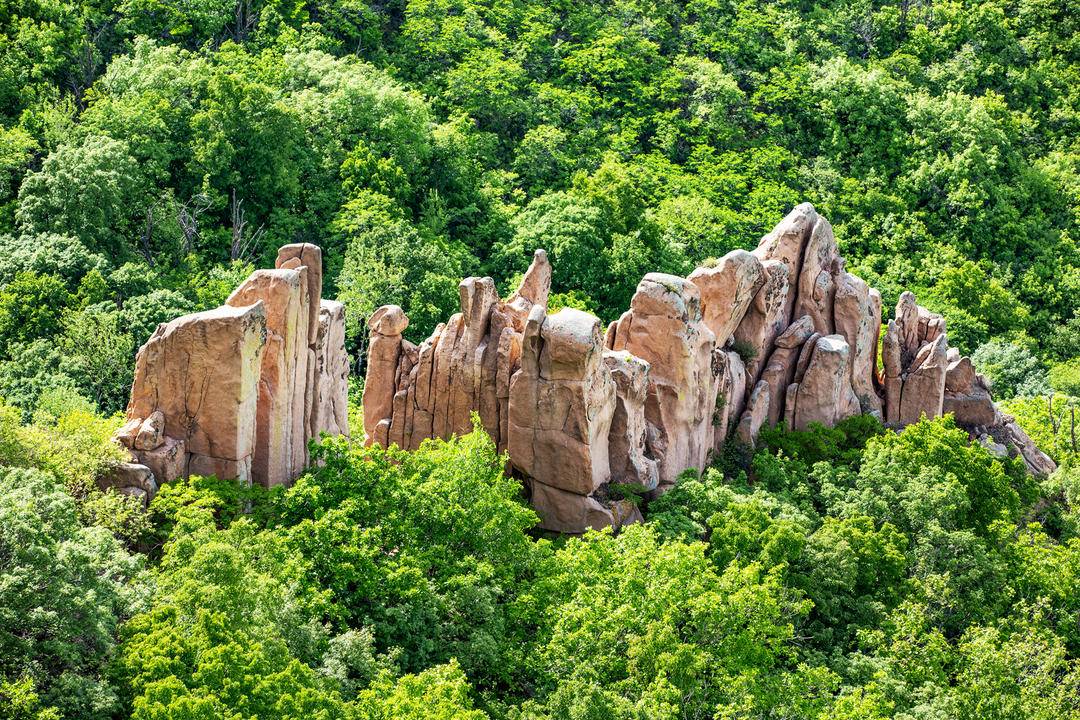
left=111, top=244, right=349, bottom=501
left=364, top=204, right=1056, bottom=533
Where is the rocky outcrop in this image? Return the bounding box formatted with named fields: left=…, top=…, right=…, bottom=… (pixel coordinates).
left=607, top=274, right=717, bottom=490
left=362, top=250, right=550, bottom=455
left=121, top=303, right=267, bottom=486
left=113, top=244, right=349, bottom=501
left=688, top=251, right=764, bottom=347
left=363, top=203, right=1056, bottom=532
left=508, top=307, right=625, bottom=532
left=604, top=352, right=659, bottom=492
left=789, top=335, right=861, bottom=431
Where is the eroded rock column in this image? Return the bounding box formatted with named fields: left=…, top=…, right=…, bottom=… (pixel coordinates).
left=608, top=274, right=717, bottom=489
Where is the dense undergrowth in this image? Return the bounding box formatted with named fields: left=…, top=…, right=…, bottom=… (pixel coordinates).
left=2, top=399, right=1079, bottom=719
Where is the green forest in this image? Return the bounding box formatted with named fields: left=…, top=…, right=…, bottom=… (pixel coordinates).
left=1, top=0, right=1079, bottom=716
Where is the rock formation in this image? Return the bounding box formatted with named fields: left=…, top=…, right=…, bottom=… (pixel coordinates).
left=113, top=244, right=349, bottom=501
left=508, top=307, right=644, bottom=533
left=362, top=250, right=550, bottom=455
left=606, top=274, right=716, bottom=490
left=363, top=203, right=1057, bottom=533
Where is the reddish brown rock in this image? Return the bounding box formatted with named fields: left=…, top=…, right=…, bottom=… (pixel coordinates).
left=134, top=410, right=165, bottom=451
left=507, top=249, right=551, bottom=321
left=898, top=334, right=948, bottom=425
left=115, top=244, right=348, bottom=497
left=227, top=268, right=308, bottom=486
left=689, top=250, right=765, bottom=347
left=604, top=351, right=659, bottom=491
left=367, top=250, right=553, bottom=454
left=753, top=202, right=817, bottom=322
left=115, top=418, right=141, bottom=449
left=712, top=349, right=747, bottom=447
left=276, top=243, right=322, bottom=345
left=732, top=260, right=791, bottom=385
left=608, top=274, right=716, bottom=487
left=138, top=436, right=187, bottom=486
left=313, top=300, right=350, bottom=438
left=794, top=215, right=839, bottom=334
left=508, top=307, right=615, bottom=497
left=735, top=381, right=771, bottom=447
left=833, top=272, right=883, bottom=418
left=528, top=480, right=641, bottom=534
left=362, top=305, right=407, bottom=448
left=758, top=315, right=815, bottom=427
left=125, top=303, right=266, bottom=485
left=791, top=335, right=860, bottom=430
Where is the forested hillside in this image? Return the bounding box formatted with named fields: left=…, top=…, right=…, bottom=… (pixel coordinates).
left=1, top=0, right=1078, bottom=414
left=1, top=0, right=1079, bottom=717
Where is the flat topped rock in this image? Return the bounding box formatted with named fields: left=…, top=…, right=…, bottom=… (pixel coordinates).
left=116, top=243, right=349, bottom=496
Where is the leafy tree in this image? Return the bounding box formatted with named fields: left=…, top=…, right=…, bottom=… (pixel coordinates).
left=0, top=467, right=144, bottom=720
left=973, top=340, right=1051, bottom=399
left=15, top=137, right=146, bottom=258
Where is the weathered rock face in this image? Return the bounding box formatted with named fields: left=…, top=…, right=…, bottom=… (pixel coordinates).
left=735, top=381, right=771, bottom=447
left=834, top=273, right=883, bottom=418
left=226, top=267, right=309, bottom=486
left=732, top=259, right=790, bottom=385
left=789, top=335, right=861, bottom=430
left=314, top=300, right=350, bottom=438
left=712, top=350, right=747, bottom=447
left=114, top=244, right=350, bottom=501
left=688, top=250, right=764, bottom=347
left=756, top=315, right=815, bottom=429
left=362, top=203, right=1057, bottom=533
left=604, top=352, right=660, bottom=492
left=123, top=303, right=267, bottom=486
left=608, top=274, right=717, bottom=489
left=362, top=250, right=550, bottom=455
left=508, top=307, right=620, bottom=531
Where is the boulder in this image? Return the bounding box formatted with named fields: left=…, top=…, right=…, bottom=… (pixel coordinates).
left=133, top=411, right=164, bottom=451
left=508, top=307, right=615, bottom=497
left=138, top=436, right=187, bottom=486
left=125, top=303, right=266, bottom=485
left=735, top=381, right=771, bottom=447
left=689, top=250, right=765, bottom=346
left=115, top=417, right=141, bottom=448
left=529, top=480, right=642, bottom=534
left=608, top=274, right=717, bottom=487
left=792, top=335, right=860, bottom=430
left=898, top=334, right=948, bottom=425
left=100, top=462, right=158, bottom=505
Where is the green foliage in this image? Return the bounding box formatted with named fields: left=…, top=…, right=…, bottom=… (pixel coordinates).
left=272, top=427, right=542, bottom=686
left=973, top=340, right=1051, bottom=399
left=1, top=1, right=1079, bottom=717
left=0, top=468, right=145, bottom=720
left=1049, top=359, right=1080, bottom=397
